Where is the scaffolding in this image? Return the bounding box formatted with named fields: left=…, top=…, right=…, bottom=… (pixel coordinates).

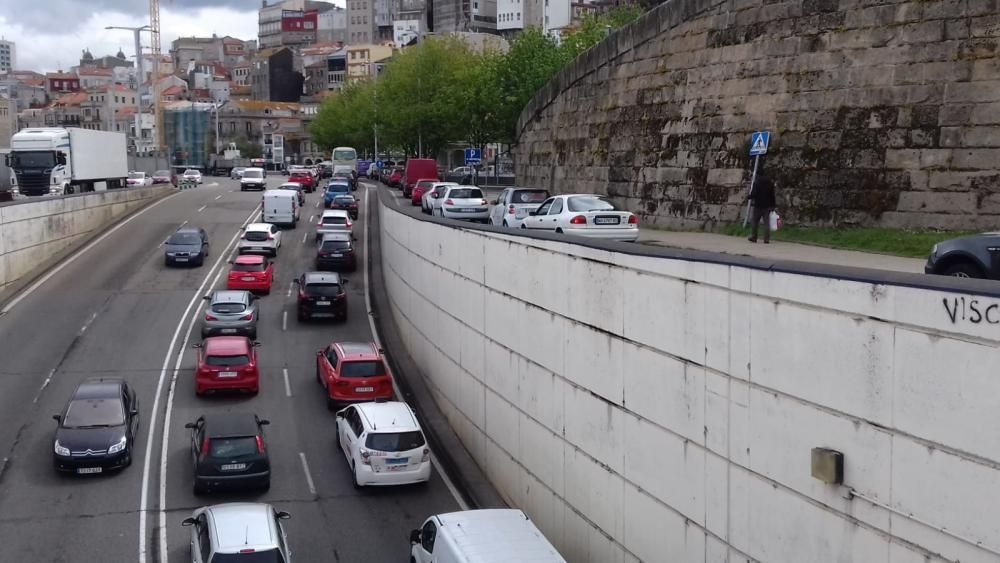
left=163, top=102, right=214, bottom=169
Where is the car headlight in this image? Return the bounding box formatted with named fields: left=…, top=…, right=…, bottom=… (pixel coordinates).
left=931, top=244, right=939, bottom=258
left=54, top=441, right=70, bottom=456
left=108, top=436, right=127, bottom=454
left=166, top=252, right=176, bottom=256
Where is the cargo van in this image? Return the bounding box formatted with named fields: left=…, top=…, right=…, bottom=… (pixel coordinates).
left=409, top=509, right=566, bottom=563
left=402, top=158, right=439, bottom=198
left=262, top=189, right=299, bottom=228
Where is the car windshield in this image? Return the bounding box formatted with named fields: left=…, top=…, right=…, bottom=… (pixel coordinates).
left=184, top=169, right=199, bottom=175
left=208, top=437, right=258, bottom=458
left=448, top=188, right=483, bottom=199
left=321, top=240, right=351, bottom=251
left=211, top=549, right=285, bottom=563
left=365, top=430, right=426, bottom=452
left=169, top=233, right=202, bottom=245
left=243, top=170, right=262, bottom=179
left=333, top=196, right=355, bottom=206
left=568, top=196, right=616, bottom=212
left=128, top=172, right=145, bottom=179
left=333, top=149, right=356, bottom=160
left=12, top=151, right=56, bottom=168
left=416, top=181, right=434, bottom=188
left=322, top=216, right=347, bottom=225
left=304, top=282, right=341, bottom=296
left=63, top=398, right=125, bottom=428
left=512, top=190, right=550, bottom=204
left=233, top=262, right=266, bottom=272
left=211, top=301, right=247, bottom=314
left=339, top=360, right=386, bottom=378
left=154, top=170, right=169, bottom=177
left=205, top=354, right=250, bottom=366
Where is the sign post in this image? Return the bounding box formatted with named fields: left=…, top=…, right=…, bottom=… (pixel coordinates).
left=743, top=131, right=770, bottom=227
left=465, top=147, right=481, bottom=185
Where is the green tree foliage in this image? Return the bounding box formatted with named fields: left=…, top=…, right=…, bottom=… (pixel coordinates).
left=233, top=136, right=263, bottom=159
left=559, top=7, right=644, bottom=60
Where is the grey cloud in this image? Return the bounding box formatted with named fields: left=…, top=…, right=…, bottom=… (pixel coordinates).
left=0, top=0, right=261, bottom=33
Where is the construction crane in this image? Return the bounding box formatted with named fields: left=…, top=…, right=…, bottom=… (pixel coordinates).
left=150, top=0, right=163, bottom=151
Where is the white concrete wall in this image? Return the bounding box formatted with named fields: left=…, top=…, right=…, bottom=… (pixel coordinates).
left=379, top=202, right=1000, bottom=563
left=0, top=186, right=173, bottom=292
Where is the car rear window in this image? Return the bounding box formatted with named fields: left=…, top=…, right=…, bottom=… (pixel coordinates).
left=233, top=262, right=266, bottom=272
left=211, top=302, right=247, bottom=314
left=568, top=196, right=616, bottom=212
left=448, top=188, right=482, bottom=199
left=205, top=354, right=250, bottom=366
left=333, top=196, right=355, bottom=206
left=244, top=231, right=270, bottom=242
left=321, top=240, right=351, bottom=251
left=365, top=431, right=426, bottom=452
left=211, top=550, right=285, bottom=563
left=304, top=283, right=341, bottom=296
left=322, top=216, right=347, bottom=225
left=208, top=437, right=258, bottom=458
left=63, top=398, right=125, bottom=427
left=339, top=360, right=386, bottom=378
left=512, top=190, right=549, bottom=204
left=128, top=172, right=145, bottom=179
left=327, top=184, right=349, bottom=193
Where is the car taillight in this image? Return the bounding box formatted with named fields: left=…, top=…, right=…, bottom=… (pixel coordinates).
left=256, top=435, right=265, bottom=454
left=241, top=313, right=253, bottom=320
left=570, top=215, right=587, bottom=225
left=205, top=314, right=217, bottom=321
left=480, top=199, right=487, bottom=205
left=299, top=290, right=308, bottom=299
left=628, top=214, right=638, bottom=225
left=422, top=448, right=430, bottom=463
left=508, top=205, right=515, bottom=215
left=201, top=437, right=210, bottom=455
left=360, top=448, right=371, bottom=465
left=335, top=380, right=350, bottom=387
left=445, top=199, right=454, bottom=205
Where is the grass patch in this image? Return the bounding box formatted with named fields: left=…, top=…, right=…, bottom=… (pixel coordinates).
left=718, top=224, right=973, bottom=259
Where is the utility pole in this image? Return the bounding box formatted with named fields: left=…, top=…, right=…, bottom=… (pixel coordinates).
left=105, top=25, right=150, bottom=151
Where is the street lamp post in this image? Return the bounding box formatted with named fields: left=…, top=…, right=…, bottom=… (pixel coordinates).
left=105, top=25, right=150, bottom=153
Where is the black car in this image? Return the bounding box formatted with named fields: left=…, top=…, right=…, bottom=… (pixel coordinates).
left=316, top=233, right=357, bottom=272
left=925, top=233, right=1000, bottom=279
left=330, top=194, right=359, bottom=220
left=295, top=271, right=348, bottom=321
left=165, top=227, right=210, bottom=266
left=53, top=378, right=139, bottom=474
left=186, top=413, right=271, bottom=494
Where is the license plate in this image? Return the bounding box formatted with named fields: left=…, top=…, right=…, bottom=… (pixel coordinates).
left=174, top=257, right=189, bottom=262
left=77, top=467, right=102, bottom=474
left=221, top=463, right=246, bottom=471
left=386, top=457, right=408, bottom=465
left=241, top=276, right=256, bottom=281
left=331, top=253, right=343, bottom=257
left=316, top=300, right=331, bottom=306
left=595, top=217, right=620, bottom=225
left=461, top=208, right=478, bottom=213
left=355, top=386, right=374, bottom=393
left=221, top=328, right=237, bottom=334
left=219, top=371, right=237, bottom=378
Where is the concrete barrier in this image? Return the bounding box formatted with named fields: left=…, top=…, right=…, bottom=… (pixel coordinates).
left=0, top=186, right=174, bottom=293
left=377, top=191, right=1000, bottom=563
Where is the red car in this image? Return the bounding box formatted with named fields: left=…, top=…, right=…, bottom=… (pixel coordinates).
left=227, top=255, right=274, bottom=294
left=387, top=168, right=403, bottom=188
left=289, top=171, right=315, bottom=192
left=315, top=341, right=393, bottom=409
left=411, top=179, right=438, bottom=205
left=194, top=336, right=260, bottom=395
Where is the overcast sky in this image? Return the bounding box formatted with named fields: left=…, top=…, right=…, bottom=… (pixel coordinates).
left=0, top=0, right=289, bottom=72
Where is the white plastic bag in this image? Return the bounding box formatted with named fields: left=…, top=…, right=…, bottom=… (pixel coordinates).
left=768, top=210, right=781, bottom=232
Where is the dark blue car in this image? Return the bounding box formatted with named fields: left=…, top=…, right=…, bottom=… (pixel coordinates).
left=324, top=182, right=351, bottom=208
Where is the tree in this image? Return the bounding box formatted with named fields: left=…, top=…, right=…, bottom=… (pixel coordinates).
left=491, top=28, right=567, bottom=144
left=233, top=136, right=263, bottom=159
left=559, top=7, right=644, bottom=60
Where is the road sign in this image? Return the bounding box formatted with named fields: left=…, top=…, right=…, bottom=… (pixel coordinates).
left=376, top=160, right=384, bottom=169
left=749, top=131, right=770, bottom=156
left=464, top=148, right=481, bottom=165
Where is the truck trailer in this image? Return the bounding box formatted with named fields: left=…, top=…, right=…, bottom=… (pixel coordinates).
left=5, top=128, right=128, bottom=197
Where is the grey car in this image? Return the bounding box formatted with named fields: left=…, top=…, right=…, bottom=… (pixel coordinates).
left=165, top=227, right=210, bottom=267
left=201, top=290, right=259, bottom=339
left=925, top=233, right=1000, bottom=279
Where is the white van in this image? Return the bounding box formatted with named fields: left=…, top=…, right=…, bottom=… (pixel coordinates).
left=409, top=509, right=566, bottom=563
left=262, top=189, right=299, bottom=228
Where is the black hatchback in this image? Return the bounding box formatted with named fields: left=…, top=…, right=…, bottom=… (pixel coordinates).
left=186, top=413, right=271, bottom=494
left=295, top=271, right=348, bottom=321
left=53, top=378, right=139, bottom=475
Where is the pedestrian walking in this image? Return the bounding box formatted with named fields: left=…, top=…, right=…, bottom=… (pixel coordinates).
left=747, top=172, right=776, bottom=243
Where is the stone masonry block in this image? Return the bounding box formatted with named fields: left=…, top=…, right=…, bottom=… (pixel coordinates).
left=952, top=148, right=1000, bottom=170
left=897, top=191, right=978, bottom=213
left=946, top=80, right=1000, bottom=104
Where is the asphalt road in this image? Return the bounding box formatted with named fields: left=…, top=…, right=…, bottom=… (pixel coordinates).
left=0, top=176, right=459, bottom=562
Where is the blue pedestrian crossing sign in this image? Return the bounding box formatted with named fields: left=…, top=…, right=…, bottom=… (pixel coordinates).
left=749, top=131, right=770, bottom=156
left=376, top=160, right=384, bottom=169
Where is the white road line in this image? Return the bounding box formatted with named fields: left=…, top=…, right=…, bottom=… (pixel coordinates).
left=309, top=214, right=315, bottom=223
left=299, top=452, right=317, bottom=496
left=301, top=231, right=308, bottom=244
left=282, top=310, right=288, bottom=331
left=283, top=368, right=292, bottom=397
left=197, top=205, right=206, bottom=213
left=360, top=186, right=469, bottom=511
left=179, top=220, right=188, bottom=228
left=32, top=368, right=57, bottom=404
left=78, top=311, right=98, bottom=335
left=215, top=194, right=222, bottom=200
left=0, top=192, right=178, bottom=315
left=315, top=200, right=320, bottom=208
left=286, top=280, right=294, bottom=297
left=138, top=203, right=261, bottom=563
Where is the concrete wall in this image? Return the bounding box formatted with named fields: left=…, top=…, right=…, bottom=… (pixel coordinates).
left=514, top=0, right=1000, bottom=229
left=378, top=197, right=1000, bottom=563
left=0, top=185, right=174, bottom=292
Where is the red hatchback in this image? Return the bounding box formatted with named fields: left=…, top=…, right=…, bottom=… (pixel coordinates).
left=227, top=255, right=274, bottom=294
left=289, top=171, right=315, bottom=192
left=411, top=179, right=437, bottom=205
left=194, top=336, right=260, bottom=395
left=316, top=341, right=393, bottom=409
left=387, top=168, right=403, bottom=188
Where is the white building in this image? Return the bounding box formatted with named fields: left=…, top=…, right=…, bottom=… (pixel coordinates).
left=543, top=0, right=571, bottom=34
left=0, top=39, right=16, bottom=74
left=496, top=0, right=524, bottom=32
left=318, top=6, right=347, bottom=43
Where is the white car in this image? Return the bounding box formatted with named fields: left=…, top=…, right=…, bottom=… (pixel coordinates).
left=433, top=186, right=489, bottom=222
left=126, top=171, right=152, bottom=186
left=315, top=209, right=353, bottom=241
left=238, top=223, right=282, bottom=256
left=240, top=168, right=267, bottom=191
left=182, top=503, right=292, bottom=563
left=336, top=401, right=432, bottom=487
left=489, top=187, right=550, bottom=228
left=520, top=194, right=639, bottom=241
left=182, top=169, right=203, bottom=184
left=420, top=182, right=458, bottom=214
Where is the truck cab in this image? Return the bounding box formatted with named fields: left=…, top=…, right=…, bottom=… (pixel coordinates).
left=6, top=128, right=127, bottom=197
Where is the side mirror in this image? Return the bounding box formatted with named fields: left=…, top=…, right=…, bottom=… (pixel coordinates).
left=202, top=295, right=211, bottom=300
left=317, top=350, right=323, bottom=356
left=184, top=422, right=197, bottom=429
left=52, top=414, right=62, bottom=423
left=341, top=278, right=349, bottom=285
left=130, top=409, right=139, bottom=416
left=57, top=154, right=67, bottom=165
left=181, top=517, right=197, bottom=527
left=252, top=341, right=261, bottom=347
left=528, top=211, right=538, bottom=216
left=335, top=411, right=344, bottom=419
left=276, top=511, right=291, bottom=520
left=259, top=419, right=271, bottom=426
left=409, top=529, right=421, bottom=544
left=191, top=343, right=203, bottom=349
left=292, top=278, right=300, bottom=285
left=491, top=199, right=498, bottom=205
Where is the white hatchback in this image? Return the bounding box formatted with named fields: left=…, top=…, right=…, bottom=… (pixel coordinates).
left=521, top=194, right=639, bottom=242
left=315, top=209, right=353, bottom=241
left=336, top=400, right=432, bottom=487
left=489, top=187, right=551, bottom=228
left=421, top=182, right=458, bottom=214
left=435, top=185, right=489, bottom=222
left=182, top=503, right=292, bottom=562
left=238, top=223, right=282, bottom=256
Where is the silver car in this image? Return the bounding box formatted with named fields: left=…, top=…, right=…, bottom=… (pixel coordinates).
left=315, top=209, right=353, bottom=241
left=201, top=290, right=259, bottom=339
left=436, top=186, right=489, bottom=222
left=230, top=167, right=246, bottom=180
left=182, top=502, right=291, bottom=563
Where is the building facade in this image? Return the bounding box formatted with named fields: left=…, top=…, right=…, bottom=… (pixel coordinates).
left=0, top=39, right=15, bottom=74
left=317, top=6, right=348, bottom=43
left=46, top=73, right=81, bottom=96
left=0, top=94, right=15, bottom=149
left=348, top=0, right=377, bottom=43
left=346, top=44, right=393, bottom=81
left=251, top=47, right=303, bottom=103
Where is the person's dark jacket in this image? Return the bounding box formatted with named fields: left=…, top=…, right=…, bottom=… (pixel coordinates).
left=750, top=175, right=776, bottom=208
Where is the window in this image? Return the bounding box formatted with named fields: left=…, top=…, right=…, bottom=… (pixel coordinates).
left=325, top=345, right=339, bottom=366
left=339, top=360, right=386, bottom=378
left=196, top=515, right=211, bottom=561
left=549, top=198, right=563, bottom=215
left=421, top=521, right=437, bottom=553
left=366, top=431, right=425, bottom=451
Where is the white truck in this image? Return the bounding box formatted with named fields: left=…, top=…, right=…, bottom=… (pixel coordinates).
left=5, top=127, right=128, bottom=197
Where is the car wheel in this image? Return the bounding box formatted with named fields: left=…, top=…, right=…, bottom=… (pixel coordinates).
left=520, top=223, right=528, bottom=229
left=352, top=461, right=362, bottom=489
left=503, top=220, right=508, bottom=227
left=249, top=328, right=257, bottom=340
left=943, top=262, right=984, bottom=279
left=260, top=479, right=270, bottom=492
left=555, top=228, right=564, bottom=234
left=327, top=396, right=338, bottom=411
left=123, top=449, right=133, bottom=468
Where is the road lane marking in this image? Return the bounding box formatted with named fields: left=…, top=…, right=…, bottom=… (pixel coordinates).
left=283, top=368, right=292, bottom=397
left=299, top=452, right=317, bottom=496
left=301, top=231, right=308, bottom=244
left=1, top=192, right=179, bottom=315
left=315, top=200, right=320, bottom=208
left=215, top=195, right=222, bottom=200
left=197, top=205, right=206, bottom=213
left=139, top=203, right=261, bottom=563
left=282, top=310, right=288, bottom=331
left=78, top=311, right=98, bottom=335
left=32, top=368, right=58, bottom=404
left=179, top=220, right=188, bottom=228
left=361, top=186, right=469, bottom=511
left=286, top=280, right=294, bottom=297
left=309, top=214, right=314, bottom=223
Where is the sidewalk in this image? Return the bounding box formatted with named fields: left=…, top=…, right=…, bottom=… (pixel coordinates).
left=636, top=229, right=926, bottom=274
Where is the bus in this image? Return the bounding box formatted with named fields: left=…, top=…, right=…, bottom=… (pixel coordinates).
left=331, top=147, right=358, bottom=179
